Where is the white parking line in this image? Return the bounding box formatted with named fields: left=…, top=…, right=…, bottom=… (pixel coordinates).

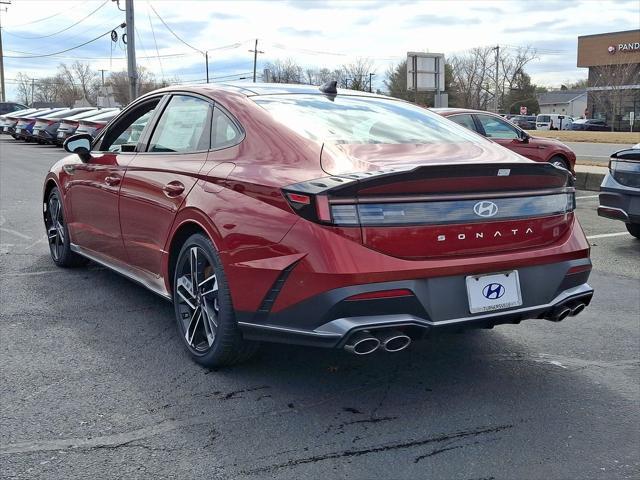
left=586, top=232, right=630, bottom=240
left=576, top=195, right=599, bottom=200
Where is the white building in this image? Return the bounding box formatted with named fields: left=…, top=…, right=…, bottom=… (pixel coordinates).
left=536, top=90, right=588, bottom=118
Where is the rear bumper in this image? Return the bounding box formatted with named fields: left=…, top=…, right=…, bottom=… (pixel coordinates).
left=598, top=174, right=640, bottom=224
left=237, top=258, right=593, bottom=348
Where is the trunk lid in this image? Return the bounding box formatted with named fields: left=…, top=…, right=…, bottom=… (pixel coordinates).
left=285, top=143, right=575, bottom=259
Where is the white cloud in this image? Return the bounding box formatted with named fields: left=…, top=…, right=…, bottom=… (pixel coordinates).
left=2, top=0, right=638, bottom=100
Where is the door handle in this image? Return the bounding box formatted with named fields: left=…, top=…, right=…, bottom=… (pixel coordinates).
left=163, top=181, right=185, bottom=197
left=104, top=175, right=121, bottom=186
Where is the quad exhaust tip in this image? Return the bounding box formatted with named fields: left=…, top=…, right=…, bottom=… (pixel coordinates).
left=570, top=303, right=586, bottom=316
left=344, top=331, right=380, bottom=355
left=344, top=329, right=411, bottom=355
left=374, top=330, right=412, bottom=352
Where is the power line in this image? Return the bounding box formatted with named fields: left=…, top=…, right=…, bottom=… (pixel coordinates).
left=147, top=9, right=164, bottom=79
left=4, top=0, right=109, bottom=40
left=147, top=1, right=203, bottom=55
left=4, top=24, right=124, bottom=58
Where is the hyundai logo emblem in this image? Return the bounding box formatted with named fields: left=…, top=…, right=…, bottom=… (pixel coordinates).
left=483, top=283, right=505, bottom=300
left=473, top=201, right=499, bottom=218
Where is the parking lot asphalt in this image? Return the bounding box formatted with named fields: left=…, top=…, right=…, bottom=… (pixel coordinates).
left=567, top=141, right=637, bottom=165
left=1, top=137, right=639, bottom=480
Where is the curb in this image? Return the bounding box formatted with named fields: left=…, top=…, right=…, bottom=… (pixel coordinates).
left=574, top=171, right=605, bottom=191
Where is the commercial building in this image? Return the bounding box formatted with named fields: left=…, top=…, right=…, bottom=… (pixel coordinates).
left=577, top=29, right=640, bottom=131
left=537, top=90, right=587, bottom=117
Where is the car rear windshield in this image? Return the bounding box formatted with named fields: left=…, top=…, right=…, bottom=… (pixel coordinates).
left=253, top=94, right=483, bottom=144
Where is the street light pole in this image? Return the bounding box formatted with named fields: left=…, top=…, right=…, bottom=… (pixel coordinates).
left=0, top=0, right=10, bottom=103
left=125, top=0, right=137, bottom=102
left=249, top=39, right=263, bottom=83
left=369, top=73, right=375, bottom=93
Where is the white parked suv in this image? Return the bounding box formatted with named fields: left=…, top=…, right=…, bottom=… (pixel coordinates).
left=536, top=114, right=573, bottom=131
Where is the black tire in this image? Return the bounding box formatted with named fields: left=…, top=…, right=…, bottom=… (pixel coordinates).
left=549, top=155, right=569, bottom=170
left=626, top=223, right=640, bottom=239
left=44, top=187, right=88, bottom=267
left=173, top=233, right=258, bottom=367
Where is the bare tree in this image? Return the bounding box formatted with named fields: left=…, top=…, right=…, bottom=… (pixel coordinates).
left=106, top=66, right=171, bottom=105
left=15, top=73, right=32, bottom=105
left=448, top=46, right=537, bottom=111
left=263, top=59, right=304, bottom=84
left=589, top=62, right=640, bottom=131
left=341, top=57, right=374, bottom=91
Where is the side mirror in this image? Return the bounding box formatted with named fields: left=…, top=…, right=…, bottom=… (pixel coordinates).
left=63, top=133, right=93, bottom=162
left=519, top=131, right=530, bottom=143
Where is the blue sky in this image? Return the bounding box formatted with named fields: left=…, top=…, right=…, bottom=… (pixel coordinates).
left=2, top=0, right=638, bottom=101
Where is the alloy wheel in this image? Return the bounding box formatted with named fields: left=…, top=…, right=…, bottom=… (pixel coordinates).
left=176, top=246, right=220, bottom=352
left=45, top=194, right=66, bottom=261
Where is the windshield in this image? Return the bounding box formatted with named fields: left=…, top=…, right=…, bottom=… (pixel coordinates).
left=253, top=94, right=484, bottom=145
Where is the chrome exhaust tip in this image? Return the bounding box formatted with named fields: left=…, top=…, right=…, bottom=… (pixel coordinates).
left=551, top=307, right=572, bottom=322
left=374, top=330, right=412, bottom=353
left=570, top=303, right=586, bottom=316
left=344, top=331, right=380, bottom=355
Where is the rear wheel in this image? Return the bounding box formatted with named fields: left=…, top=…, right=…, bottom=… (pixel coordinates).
left=173, top=233, right=258, bottom=367
left=626, top=223, right=640, bottom=239
left=44, top=187, right=87, bottom=267
left=549, top=156, right=569, bottom=170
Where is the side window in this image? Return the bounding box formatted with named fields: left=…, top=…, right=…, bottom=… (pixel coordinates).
left=476, top=114, right=519, bottom=140
left=149, top=96, right=211, bottom=153
left=99, top=99, right=159, bottom=152
left=449, top=114, right=477, bottom=132
left=211, top=107, right=241, bottom=149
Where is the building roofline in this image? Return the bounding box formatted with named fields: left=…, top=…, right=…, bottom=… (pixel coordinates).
left=578, top=29, right=640, bottom=40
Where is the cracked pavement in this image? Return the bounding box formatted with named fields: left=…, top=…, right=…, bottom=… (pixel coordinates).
left=0, top=138, right=639, bottom=479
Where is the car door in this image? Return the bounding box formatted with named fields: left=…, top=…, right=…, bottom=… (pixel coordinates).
left=118, top=94, right=212, bottom=276
left=474, top=113, right=545, bottom=162
left=65, top=97, right=162, bottom=262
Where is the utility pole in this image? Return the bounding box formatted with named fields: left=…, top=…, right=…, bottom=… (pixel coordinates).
left=125, top=0, right=137, bottom=102
left=493, top=44, right=500, bottom=113
left=369, top=73, right=375, bottom=93
left=98, top=69, right=107, bottom=86
left=205, top=51, right=209, bottom=83
left=30, top=78, right=34, bottom=105
left=249, top=39, right=263, bottom=83
left=0, top=1, right=10, bottom=103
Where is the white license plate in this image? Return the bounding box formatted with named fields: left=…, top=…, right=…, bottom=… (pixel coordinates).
left=57, top=131, right=65, bottom=138
left=466, top=271, right=522, bottom=314
left=3, top=126, right=7, bottom=132
left=16, top=127, right=22, bottom=133
left=33, top=128, right=40, bottom=134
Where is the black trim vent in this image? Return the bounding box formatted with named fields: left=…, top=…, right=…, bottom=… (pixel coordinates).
left=253, top=262, right=299, bottom=322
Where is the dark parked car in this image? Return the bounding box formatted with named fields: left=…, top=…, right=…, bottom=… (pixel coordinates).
left=32, top=107, right=97, bottom=144
left=598, top=143, right=640, bottom=239
left=46, top=83, right=592, bottom=367
left=0, top=102, right=29, bottom=115
left=2, top=108, right=43, bottom=135
left=510, top=115, right=537, bottom=130
left=570, top=119, right=609, bottom=131
left=55, top=108, right=118, bottom=145
left=435, top=108, right=576, bottom=172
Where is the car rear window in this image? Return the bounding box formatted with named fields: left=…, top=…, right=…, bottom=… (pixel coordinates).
left=253, top=94, right=483, bottom=145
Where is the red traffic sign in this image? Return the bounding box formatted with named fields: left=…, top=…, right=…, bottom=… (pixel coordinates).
left=519, top=106, right=527, bottom=115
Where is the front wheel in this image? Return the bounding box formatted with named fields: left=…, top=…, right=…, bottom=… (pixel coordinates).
left=549, top=156, right=569, bottom=170
left=173, top=233, right=258, bottom=367
left=626, top=223, right=640, bottom=239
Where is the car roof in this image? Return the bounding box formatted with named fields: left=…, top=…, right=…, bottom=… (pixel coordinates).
left=80, top=109, right=119, bottom=121
left=62, top=109, right=111, bottom=121
left=151, top=82, right=388, bottom=100
left=431, top=107, right=495, bottom=116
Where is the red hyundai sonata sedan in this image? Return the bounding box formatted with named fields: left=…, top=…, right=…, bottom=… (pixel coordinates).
left=44, top=82, right=593, bottom=367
